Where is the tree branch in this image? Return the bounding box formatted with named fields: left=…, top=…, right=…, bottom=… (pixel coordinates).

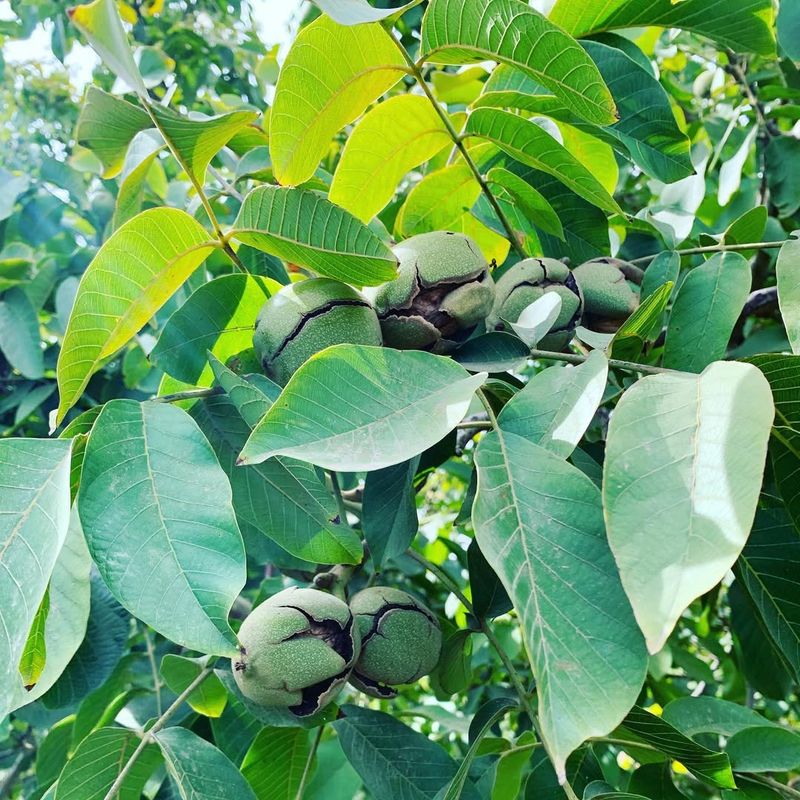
left=629, top=240, right=784, bottom=266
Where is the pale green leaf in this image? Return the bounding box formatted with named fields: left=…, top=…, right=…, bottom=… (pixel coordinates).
left=548, top=0, right=775, bottom=56
left=311, top=0, right=423, bottom=25
left=0, top=287, right=44, bottom=379
left=498, top=351, right=608, bottom=458
left=10, top=511, right=91, bottom=711
left=508, top=293, right=562, bottom=347
left=777, top=235, right=800, bottom=355
left=55, top=727, right=162, bottom=800
left=464, top=109, right=623, bottom=216
left=329, top=94, right=451, bottom=222
left=239, top=345, right=486, bottom=472
left=558, top=122, right=618, bottom=196
left=156, top=727, right=258, bottom=800
left=241, top=727, right=310, bottom=800
left=270, top=15, right=405, bottom=185
left=663, top=253, right=751, bottom=373
left=151, top=275, right=277, bottom=386
left=231, top=185, right=397, bottom=287
left=78, top=399, right=246, bottom=656
left=472, top=430, right=647, bottom=779
left=150, top=105, right=258, bottom=186
left=68, top=0, right=146, bottom=93
left=112, top=130, right=165, bottom=230
left=161, top=654, right=227, bottom=718
left=0, top=438, right=72, bottom=720
left=395, top=164, right=510, bottom=264
left=603, top=361, right=774, bottom=653
left=55, top=208, right=216, bottom=424
left=421, top=0, right=616, bottom=125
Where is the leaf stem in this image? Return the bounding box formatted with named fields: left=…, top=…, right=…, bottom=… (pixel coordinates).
left=143, top=627, right=162, bottom=716
left=141, top=99, right=249, bottom=274
left=628, top=240, right=784, bottom=266
left=295, top=725, right=324, bottom=800
left=528, top=349, right=681, bottom=376
left=103, top=665, right=214, bottom=800
left=153, top=386, right=222, bottom=404
left=381, top=26, right=526, bottom=258
left=475, top=388, right=499, bottom=428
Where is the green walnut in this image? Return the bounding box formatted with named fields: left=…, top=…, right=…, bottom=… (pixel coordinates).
left=571, top=258, right=639, bottom=331
left=348, top=587, right=442, bottom=698
left=367, top=231, right=495, bottom=354
left=232, top=586, right=360, bottom=716
left=486, top=257, right=583, bottom=351
left=253, top=278, right=382, bottom=385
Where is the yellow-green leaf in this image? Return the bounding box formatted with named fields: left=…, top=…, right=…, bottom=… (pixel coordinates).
left=161, top=655, right=227, bottom=717
left=149, top=105, right=259, bottom=186
left=395, top=164, right=510, bottom=264
left=68, top=0, right=146, bottom=94
left=270, top=15, right=406, bottom=185
left=56, top=208, right=216, bottom=424
left=330, top=94, right=451, bottom=223
left=18, top=588, right=50, bottom=690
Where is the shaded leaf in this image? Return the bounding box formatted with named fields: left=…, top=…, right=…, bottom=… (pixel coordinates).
left=608, top=282, right=673, bottom=362
left=0, top=287, right=44, bottom=379
left=241, top=727, right=310, bottom=800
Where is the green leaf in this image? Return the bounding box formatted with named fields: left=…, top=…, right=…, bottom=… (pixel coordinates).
left=548, top=0, right=775, bottom=57
left=767, top=137, right=800, bottom=219
left=431, top=628, right=473, bottom=696
left=68, top=0, right=146, bottom=93
left=241, top=727, right=310, bottom=800
left=453, top=332, right=530, bottom=374
left=603, top=361, right=774, bottom=653
left=161, top=654, right=227, bottom=718
left=734, top=507, right=800, bottom=684
left=270, top=15, right=405, bottom=185
left=663, top=253, right=751, bottom=373
left=311, top=0, right=423, bottom=25
left=151, top=275, right=277, bottom=386
left=472, top=430, right=647, bottom=779
left=55, top=727, right=163, bottom=800
left=156, top=727, right=258, bottom=800
left=18, top=587, right=49, bottom=689
left=363, top=458, right=420, bottom=569
left=641, top=251, right=679, bottom=301
left=42, top=574, right=128, bottom=710
left=239, top=345, right=486, bottom=471
left=37, top=717, right=74, bottom=791
left=334, top=705, right=481, bottom=800
left=661, top=696, right=778, bottom=738
left=330, top=94, right=451, bottom=223
left=0, top=438, right=72, bottom=721
left=0, top=286, right=44, bottom=379
left=56, top=208, right=216, bottom=424
left=778, top=0, right=800, bottom=60
left=777, top=235, right=800, bottom=355
left=467, top=539, right=512, bottom=620
left=493, top=732, right=538, bottom=800
left=112, top=130, right=165, bottom=229
left=726, top=727, right=800, bottom=773
left=608, top=282, right=673, bottom=362
left=149, top=105, right=258, bottom=186
left=191, top=390, right=359, bottom=567
left=497, top=351, right=608, bottom=459
left=78, top=399, right=246, bottom=656
left=210, top=692, right=263, bottom=766
left=464, top=109, right=622, bottom=216
left=619, top=706, right=736, bottom=789
left=395, top=164, right=510, bottom=265
left=231, top=185, right=397, bottom=287
left=484, top=167, right=563, bottom=239
left=421, top=0, right=616, bottom=125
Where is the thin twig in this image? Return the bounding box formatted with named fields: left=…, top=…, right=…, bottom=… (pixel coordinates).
left=143, top=628, right=162, bottom=716
left=747, top=775, right=800, bottom=800
left=527, top=349, right=681, bottom=376
left=629, top=241, right=784, bottom=266
left=103, top=666, right=214, bottom=800
left=380, top=25, right=526, bottom=258
left=153, top=386, right=222, bottom=404
left=0, top=748, right=29, bottom=799
left=295, top=725, right=325, bottom=800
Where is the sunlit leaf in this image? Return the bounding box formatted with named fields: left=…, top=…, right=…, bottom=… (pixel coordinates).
left=777, top=235, right=800, bottom=355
